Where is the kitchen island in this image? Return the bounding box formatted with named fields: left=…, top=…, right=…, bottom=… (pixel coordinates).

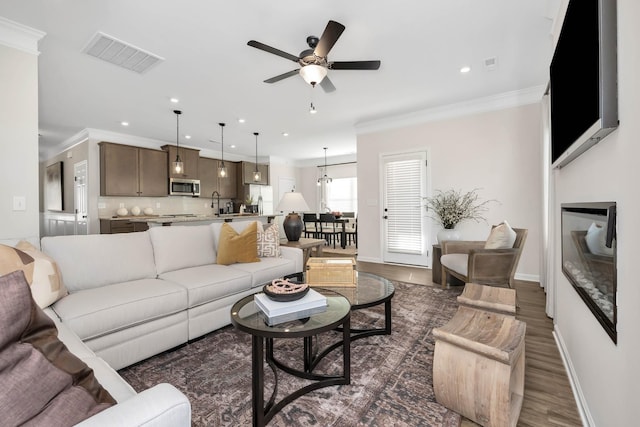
left=100, top=214, right=280, bottom=233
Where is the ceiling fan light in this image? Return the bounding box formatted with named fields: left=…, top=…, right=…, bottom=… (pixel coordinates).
left=299, top=64, right=327, bottom=85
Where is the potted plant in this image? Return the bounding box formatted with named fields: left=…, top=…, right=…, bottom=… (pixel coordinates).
left=425, top=188, right=494, bottom=242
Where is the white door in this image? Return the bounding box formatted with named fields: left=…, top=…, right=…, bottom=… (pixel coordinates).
left=381, top=152, right=430, bottom=266
left=74, top=161, right=88, bottom=235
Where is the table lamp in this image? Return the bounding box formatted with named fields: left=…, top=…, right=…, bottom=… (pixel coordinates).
left=276, top=192, right=310, bottom=241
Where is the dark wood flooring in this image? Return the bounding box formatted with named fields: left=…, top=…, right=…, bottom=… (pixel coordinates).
left=355, top=261, right=583, bottom=427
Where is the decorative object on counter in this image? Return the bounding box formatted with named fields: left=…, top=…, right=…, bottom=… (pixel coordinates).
left=263, top=278, right=309, bottom=302
left=426, top=188, right=496, bottom=242
left=217, top=122, right=228, bottom=178
left=317, top=147, right=333, bottom=186
left=253, top=132, right=262, bottom=182
left=131, top=206, right=141, bottom=216
left=276, top=191, right=311, bottom=242
left=143, top=207, right=154, bottom=215
left=172, top=110, right=184, bottom=175
left=116, top=207, right=128, bottom=217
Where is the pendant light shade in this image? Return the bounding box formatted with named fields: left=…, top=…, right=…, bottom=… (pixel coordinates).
left=317, top=147, right=332, bottom=186
left=173, top=110, right=184, bottom=175
left=218, top=122, right=227, bottom=178
left=253, top=132, right=261, bottom=182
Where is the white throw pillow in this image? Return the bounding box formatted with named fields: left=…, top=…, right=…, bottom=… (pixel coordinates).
left=484, top=221, right=517, bottom=249
left=585, top=222, right=614, bottom=256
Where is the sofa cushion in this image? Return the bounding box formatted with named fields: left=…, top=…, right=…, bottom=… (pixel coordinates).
left=52, top=278, right=188, bottom=341
left=257, top=222, right=281, bottom=257
left=0, top=242, right=67, bottom=308
left=217, top=222, right=260, bottom=265
left=484, top=221, right=517, bottom=249
left=159, top=264, right=253, bottom=307
left=149, top=225, right=217, bottom=274
left=441, top=253, right=469, bottom=276
left=0, top=271, right=115, bottom=425
left=230, top=257, right=297, bottom=287
left=41, top=232, right=157, bottom=292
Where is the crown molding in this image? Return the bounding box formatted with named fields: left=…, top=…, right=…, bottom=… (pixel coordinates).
left=0, top=16, right=45, bottom=55
left=355, top=85, right=546, bottom=135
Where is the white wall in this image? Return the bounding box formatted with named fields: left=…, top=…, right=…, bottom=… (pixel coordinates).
left=0, top=19, right=43, bottom=246
left=356, top=102, right=542, bottom=278
left=551, top=0, right=640, bottom=424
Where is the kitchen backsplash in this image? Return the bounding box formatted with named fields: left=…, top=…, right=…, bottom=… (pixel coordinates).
left=98, top=196, right=234, bottom=218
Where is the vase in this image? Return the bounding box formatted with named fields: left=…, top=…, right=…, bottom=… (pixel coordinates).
left=437, top=227, right=461, bottom=243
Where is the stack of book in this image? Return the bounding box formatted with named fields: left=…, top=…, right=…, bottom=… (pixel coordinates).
left=255, top=289, right=327, bottom=326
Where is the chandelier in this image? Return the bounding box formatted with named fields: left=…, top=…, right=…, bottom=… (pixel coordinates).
left=317, top=147, right=332, bottom=186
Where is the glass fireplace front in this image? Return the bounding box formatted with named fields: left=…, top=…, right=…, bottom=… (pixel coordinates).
left=561, top=202, right=617, bottom=342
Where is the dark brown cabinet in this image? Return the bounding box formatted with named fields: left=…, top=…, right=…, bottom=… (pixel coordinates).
left=240, top=161, right=269, bottom=185
left=199, top=157, right=237, bottom=199
left=162, top=145, right=200, bottom=179
left=100, top=142, right=168, bottom=197
left=100, top=219, right=149, bottom=234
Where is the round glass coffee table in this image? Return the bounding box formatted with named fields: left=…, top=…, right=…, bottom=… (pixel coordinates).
left=231, top=292, right=351, bottom=427
left=315, top=271, right=395, bottom=341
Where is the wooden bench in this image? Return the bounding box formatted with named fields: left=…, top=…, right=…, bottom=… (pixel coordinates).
left=457, top=282, right=516, bottom=315
left=432, top=306, right=526, bottom=427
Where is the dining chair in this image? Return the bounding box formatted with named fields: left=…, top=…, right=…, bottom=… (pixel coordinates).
left=319, top=213, right=341, bottom=248
left=303, top=213, right=319, bottom=238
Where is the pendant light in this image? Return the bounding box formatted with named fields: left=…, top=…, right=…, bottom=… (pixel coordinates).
left=317, top=147, right=332, bottom=186
left=253, top=132, right=261, bottom=182
left=172, top=110, right=184, bottom=175
left=217, top=123, right=227, bottom=178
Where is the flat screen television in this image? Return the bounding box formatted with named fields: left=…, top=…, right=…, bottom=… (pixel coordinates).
left=550, top=0, right=618, bottom=169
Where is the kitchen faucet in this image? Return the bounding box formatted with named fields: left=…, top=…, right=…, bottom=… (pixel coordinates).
left=211, top=191, right=220, bottom=213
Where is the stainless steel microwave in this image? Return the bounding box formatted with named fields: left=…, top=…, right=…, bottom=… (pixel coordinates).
left=169, top=178, right=200, bottom=197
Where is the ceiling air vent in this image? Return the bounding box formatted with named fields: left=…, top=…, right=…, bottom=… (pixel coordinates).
left=484, top=56, right=498, bottom=71
left=82, top=32, right=164, bottom=74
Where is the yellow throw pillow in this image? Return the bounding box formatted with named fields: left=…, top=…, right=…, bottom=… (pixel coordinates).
left=217, top=222, right=260, bottom=265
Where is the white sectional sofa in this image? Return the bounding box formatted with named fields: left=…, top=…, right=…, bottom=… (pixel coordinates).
left=37, top=220, right=303, bottom=426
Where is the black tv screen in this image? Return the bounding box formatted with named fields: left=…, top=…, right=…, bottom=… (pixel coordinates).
left=550, top=0, right=618, bottom=168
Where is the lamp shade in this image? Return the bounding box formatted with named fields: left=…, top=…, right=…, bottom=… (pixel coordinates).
left=276, top=192, right=310, bottom=241
left=276, top=192, right=310, bottom=213
left=299, top=64, right=328, bottom=86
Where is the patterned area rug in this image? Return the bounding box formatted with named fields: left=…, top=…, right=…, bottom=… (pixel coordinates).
left=119, top=282, right=463, bottom=426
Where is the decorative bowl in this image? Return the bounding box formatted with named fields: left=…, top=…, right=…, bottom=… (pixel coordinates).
left=263, top=279, right=309, bottom=302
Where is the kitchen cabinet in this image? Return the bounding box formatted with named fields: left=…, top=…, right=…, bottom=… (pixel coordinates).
left=240, top=161, right=269, bottom=185
left=199, top=157, right=237, bottom=200
left=100, top=142, right=168, bottom=197
left=162, top=145, right=200, bottom=179
left=100, top=218, right=149, bottom=234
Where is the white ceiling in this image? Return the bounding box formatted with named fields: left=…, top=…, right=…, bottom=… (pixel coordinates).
left=0, top=0, right=558, bottom=163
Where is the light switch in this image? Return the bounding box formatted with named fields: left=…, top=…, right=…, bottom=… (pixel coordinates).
left=13, top=196, right=26, bottom=211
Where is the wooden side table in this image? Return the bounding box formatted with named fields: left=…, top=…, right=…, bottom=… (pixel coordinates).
left=280, top=238, right=325, bottom=266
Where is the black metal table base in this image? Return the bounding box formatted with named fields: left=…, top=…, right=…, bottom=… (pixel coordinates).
left=252, top=316, right=351, bottom=426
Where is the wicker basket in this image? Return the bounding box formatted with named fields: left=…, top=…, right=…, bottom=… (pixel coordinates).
left=306, top=257, right=356, bottom=287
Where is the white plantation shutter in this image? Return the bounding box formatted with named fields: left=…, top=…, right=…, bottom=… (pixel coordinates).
left=384, top=158, right=423, bottom=254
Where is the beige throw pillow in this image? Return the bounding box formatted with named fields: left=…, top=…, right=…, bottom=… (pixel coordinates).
left=0, top=242, right=67, bottom=308
left=217, top=222, right=261, bottom=265
left=484, top=221, right=517, bottom=249
left=257, top=222, right=281, bottom=257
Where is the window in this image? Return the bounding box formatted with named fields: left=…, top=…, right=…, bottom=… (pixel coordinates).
left=326, top=177, right=357, bottom=213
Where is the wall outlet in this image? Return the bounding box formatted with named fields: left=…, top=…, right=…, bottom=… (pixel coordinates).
left=156, top=202, right=161, bottom=208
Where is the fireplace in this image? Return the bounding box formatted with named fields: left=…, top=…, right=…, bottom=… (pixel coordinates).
left=561, top=202, right=617, bottom=342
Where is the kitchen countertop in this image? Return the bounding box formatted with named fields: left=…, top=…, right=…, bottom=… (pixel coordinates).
left=100, top=213, right=279, bottom=225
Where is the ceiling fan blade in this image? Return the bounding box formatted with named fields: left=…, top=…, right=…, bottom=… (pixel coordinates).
left=320, top=76, right=336, bottom=93
left=264, top=69, right=300, bottom=83
left=314, top=20, right=346, bottom=58
left=247, top=40, right=299, bottom=62
left=330, top=60, right=381, bottom=70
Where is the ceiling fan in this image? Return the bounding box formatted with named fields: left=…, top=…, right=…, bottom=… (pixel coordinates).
left=247, top=20, right=381, bottom=93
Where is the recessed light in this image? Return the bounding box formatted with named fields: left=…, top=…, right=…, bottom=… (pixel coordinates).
left=170, top=98, right=179, bottom=103
left=238, top=118, right=246, bottom=124
left=230, top=144, right=236, bottom=148
left=121, top=121, right=129, bottom=126
left=184, top=135, right=191, bottom=139
left=282, top=132, right=289, bottom=137
left=460, top=66, right=471, bottom=74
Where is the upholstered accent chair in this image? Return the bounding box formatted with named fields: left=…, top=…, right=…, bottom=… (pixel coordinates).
left=440, top=226, right=528, bottom=289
